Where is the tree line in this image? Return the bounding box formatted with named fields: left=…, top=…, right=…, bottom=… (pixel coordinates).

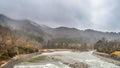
left=44, top=38, right=93, bottom=51
left=94, top=38, right=120, bottom=54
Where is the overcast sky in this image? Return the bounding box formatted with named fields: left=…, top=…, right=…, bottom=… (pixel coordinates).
left=0, top=0, right=119, bottom=32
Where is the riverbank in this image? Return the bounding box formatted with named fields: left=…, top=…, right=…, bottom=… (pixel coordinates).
left=1, top=52, right=41, bottom=68
left=0, top=49, right=70, bottom=68
left=93, top=51, right=120, bottom=66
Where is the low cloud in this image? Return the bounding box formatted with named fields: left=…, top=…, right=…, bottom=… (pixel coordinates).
left=0, top=0, right=119, bottom=32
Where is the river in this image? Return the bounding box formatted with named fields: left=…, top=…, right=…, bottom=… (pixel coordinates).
left=14, top=51, right=120, bottom=68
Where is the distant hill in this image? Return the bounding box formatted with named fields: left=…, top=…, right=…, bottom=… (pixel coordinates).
left=0, top=14, right=44, bottom=37
left=41, top=26, right=120, bottom=43
left=0, top=14, right=120, bottom=43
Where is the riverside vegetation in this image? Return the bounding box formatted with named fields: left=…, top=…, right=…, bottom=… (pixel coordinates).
left=94, top=38, right=120, bottom=57
left=0, top=25, right=42, bottom=63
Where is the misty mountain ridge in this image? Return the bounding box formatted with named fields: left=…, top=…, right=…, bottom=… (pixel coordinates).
left=0, top=14, right=120, bottom=43
left=0, top=14, right=45, bottom=37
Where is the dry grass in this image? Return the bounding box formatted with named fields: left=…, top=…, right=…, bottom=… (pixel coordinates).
left=111, top=51, right=120, bottom=56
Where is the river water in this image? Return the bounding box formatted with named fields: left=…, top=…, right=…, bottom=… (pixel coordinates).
left=14, top=51, right=120, bottom=68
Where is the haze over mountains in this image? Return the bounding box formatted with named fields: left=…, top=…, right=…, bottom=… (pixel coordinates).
left=0, top=14, right=120, bottom=43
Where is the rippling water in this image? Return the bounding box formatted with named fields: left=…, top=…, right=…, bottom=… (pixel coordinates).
left=14, top=51, right=120, bottom=68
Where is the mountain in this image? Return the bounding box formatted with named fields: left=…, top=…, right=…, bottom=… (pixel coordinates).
left=51, top=27, right=82, bottom=38
left=0, top=14, right=120, bottom=44
left=0, top=14, right=44, bottom=37
left=41, top=26, right=120, bottom=43
left=40, top=25, right=54, bottom=35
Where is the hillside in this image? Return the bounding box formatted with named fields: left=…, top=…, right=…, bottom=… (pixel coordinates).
left=0, top=14, right=45, bottom=37
left=0, top=25, right=42, bottom=62
left=0, top=14, right=120, bottom=44
left=0, top=14, right=50, bottom=44
left=41, top=26, right=120, bottom=43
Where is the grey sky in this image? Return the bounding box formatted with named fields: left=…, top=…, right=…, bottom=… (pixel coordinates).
left=0, top=0, right=119, bottom=32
